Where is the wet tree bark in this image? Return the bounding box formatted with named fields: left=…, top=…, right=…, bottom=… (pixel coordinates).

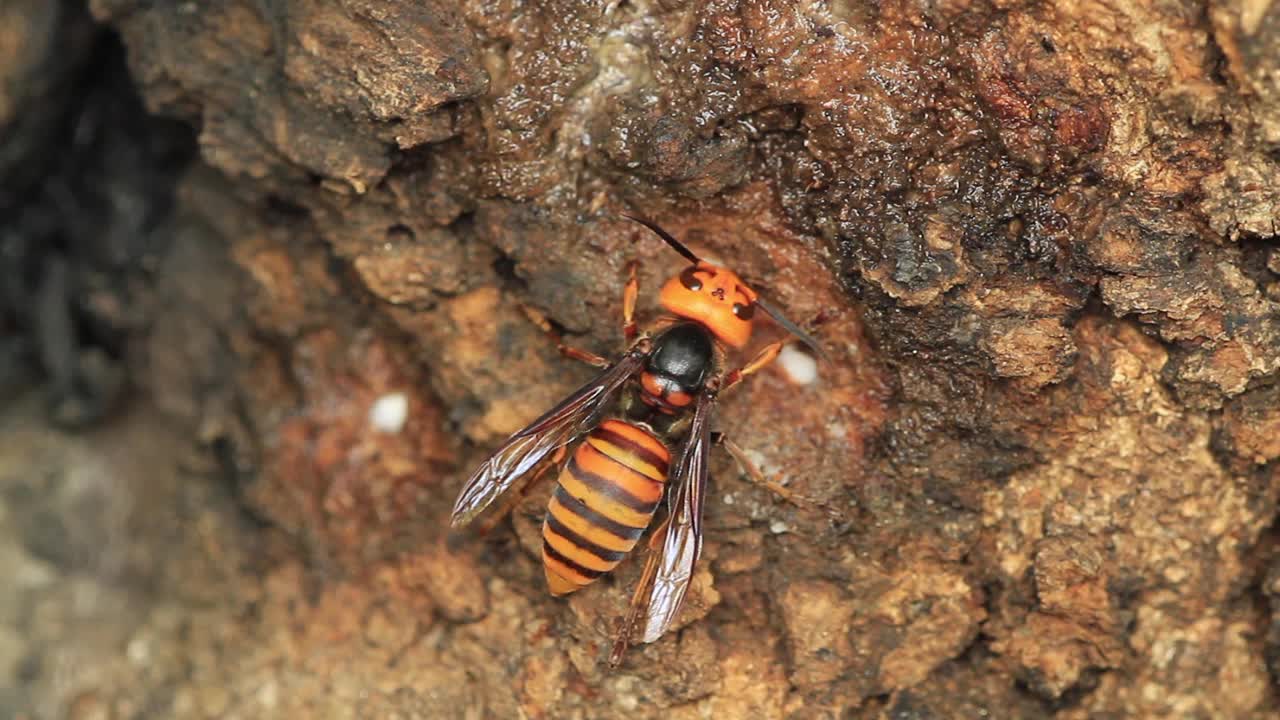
left=3, top=0, right=1280, bottom=717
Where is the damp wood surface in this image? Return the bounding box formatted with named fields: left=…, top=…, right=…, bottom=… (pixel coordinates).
left=2, top=0, right=1279, bottom=718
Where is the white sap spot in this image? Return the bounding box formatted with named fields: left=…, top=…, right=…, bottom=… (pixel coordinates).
left=723, top=493, right=735, bottom=505
left=256, top=678, right=280, bottom=709
left=769, top=520, right=790, bottom=534
left=126, top=635, right=150, bottom=664
left=778, top=343, right=818, bottom=385
left=370, top=392, right=409, bottom=433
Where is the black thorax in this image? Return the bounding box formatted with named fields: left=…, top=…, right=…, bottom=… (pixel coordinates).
left=647, top=323, right=713, bottom=392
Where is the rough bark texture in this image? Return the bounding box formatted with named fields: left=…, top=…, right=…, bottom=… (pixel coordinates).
left=3, top=0, right=1280, bottom=717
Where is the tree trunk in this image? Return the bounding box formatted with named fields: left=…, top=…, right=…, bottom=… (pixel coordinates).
left=3, top=0, right=1279, bottom=717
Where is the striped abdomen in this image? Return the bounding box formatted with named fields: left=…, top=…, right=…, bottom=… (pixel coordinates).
left=541, top=419, right=671, bottom=595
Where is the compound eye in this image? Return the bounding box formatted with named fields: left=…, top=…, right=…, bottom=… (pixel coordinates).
left=679, top=266, right=703, bottom=291
left=732, top=302, right=755, bottom=320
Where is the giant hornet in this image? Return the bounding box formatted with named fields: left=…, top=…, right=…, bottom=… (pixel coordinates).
left=450, top=216, right=824, bottom=665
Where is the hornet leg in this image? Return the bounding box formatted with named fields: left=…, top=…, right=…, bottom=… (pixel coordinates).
left=520, top=305, right=610, bottom=368
left=622, top=260, right=640, bottom=347
left=608, top=516, right=668, bottom=667
left=720, top=339, right=788, bottom=393
left=715, top=434, right=842, bottom=521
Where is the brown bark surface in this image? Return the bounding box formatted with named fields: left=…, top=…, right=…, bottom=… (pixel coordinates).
left=3, top=0, right=1280, bottom=717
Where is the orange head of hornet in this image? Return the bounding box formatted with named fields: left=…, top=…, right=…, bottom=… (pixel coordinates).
left=658, top=261, right=758, bottom=349
left=623, top=214, right=825, bottom=356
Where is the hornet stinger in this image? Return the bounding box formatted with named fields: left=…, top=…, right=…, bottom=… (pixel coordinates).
left=449, top=215, right=825, bottom=666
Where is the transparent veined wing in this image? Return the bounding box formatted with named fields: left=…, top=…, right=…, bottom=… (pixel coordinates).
left=450, top=348, right=649, bottom=527
left=640, top=392, right=713, bottom=643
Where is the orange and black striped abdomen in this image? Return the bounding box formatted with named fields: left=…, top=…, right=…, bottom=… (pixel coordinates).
left=542, top=419, right=671, bottom=595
